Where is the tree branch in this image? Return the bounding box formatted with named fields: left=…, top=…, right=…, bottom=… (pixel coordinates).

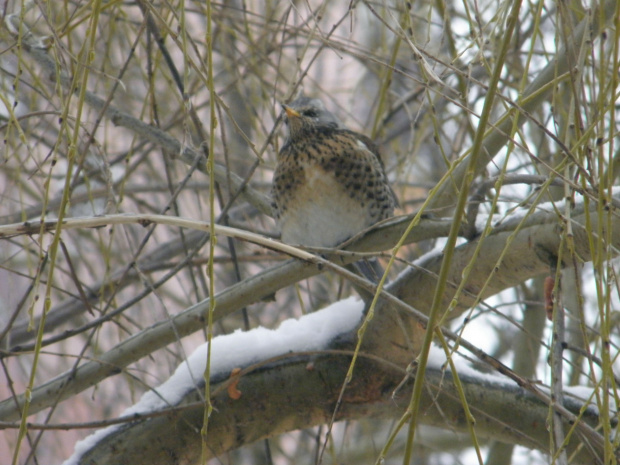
left=73, top=351, right=604, bottom=465
left=2, top=194, right=617, bottom=429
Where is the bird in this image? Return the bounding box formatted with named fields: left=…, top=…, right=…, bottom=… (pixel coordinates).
left=271, top=95, right=397, bottom=282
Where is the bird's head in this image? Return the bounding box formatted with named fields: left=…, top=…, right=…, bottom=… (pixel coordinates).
left=281, top=96, right=340, bottom=140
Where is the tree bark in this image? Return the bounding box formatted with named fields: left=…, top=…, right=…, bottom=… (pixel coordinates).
left=71, top=195, right=618, bottom=464
left=78, top=351, right=603, bottom=465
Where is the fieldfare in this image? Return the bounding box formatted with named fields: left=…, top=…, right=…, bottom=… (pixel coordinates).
left=271, top=96, right=397, bottom=281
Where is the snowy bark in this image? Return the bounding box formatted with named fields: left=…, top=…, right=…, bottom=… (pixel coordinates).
left=61, top=195, right=618, bottom=465
left=74, top=350, right=603, bottom=465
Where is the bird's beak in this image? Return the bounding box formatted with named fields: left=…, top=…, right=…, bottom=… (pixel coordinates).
left=282, top=104, right=300, bottom=118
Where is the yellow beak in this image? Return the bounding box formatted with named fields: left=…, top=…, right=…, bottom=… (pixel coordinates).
left=282, top=104, right=300, bottom=118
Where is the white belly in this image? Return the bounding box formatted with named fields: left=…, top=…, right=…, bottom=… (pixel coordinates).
left=279, top=171, right=370, bottom=247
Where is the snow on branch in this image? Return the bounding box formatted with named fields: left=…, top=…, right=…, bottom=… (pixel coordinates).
left=63, top=297, right=364, bottom=465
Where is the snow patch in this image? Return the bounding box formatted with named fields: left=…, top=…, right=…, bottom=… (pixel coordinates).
left=62, top=297, right=364, bottom=465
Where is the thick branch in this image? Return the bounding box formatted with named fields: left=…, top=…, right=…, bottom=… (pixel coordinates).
left=74, top=351, right=603, bottom=465
left=1, top=196, right=617, bottom=426
left=392, top=199, right=620, bottom=318
left=0, top=216, right=450, bottom=421
left=64, top=195, right=619, bottom=463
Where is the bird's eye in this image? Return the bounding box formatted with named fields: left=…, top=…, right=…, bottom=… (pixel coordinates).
left=302, top=109, right=318, bottom=118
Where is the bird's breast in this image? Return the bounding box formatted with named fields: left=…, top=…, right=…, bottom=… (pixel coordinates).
left=277, top=164, right=374, bottom=247
left=273, top=131, right=394, bottom=248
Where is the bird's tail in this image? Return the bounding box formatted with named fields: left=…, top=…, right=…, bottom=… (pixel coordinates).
left=353, top=258, right=386, bottom=284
